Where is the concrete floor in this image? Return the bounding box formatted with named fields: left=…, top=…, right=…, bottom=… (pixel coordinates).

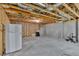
left=5, top=36, right=79, bottom=56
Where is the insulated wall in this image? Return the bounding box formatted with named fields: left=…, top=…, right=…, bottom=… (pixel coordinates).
left=45, top=22, right=64, bottom=39
left=5, top=24, right=22, bottom=53
left=10, top=20, right=46, bottom=38
left=22, top=23, right=46, bottom=37
left=39, top=25, right=47, bottom=36
left=22, top=23, right=40, bottom=37
left=45, top=20, right=76, bottom=40
left=64, top=20, right=76, bottom=39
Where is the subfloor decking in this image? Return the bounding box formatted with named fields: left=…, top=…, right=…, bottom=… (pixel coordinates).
left=5, top=36, right=79, bottom=56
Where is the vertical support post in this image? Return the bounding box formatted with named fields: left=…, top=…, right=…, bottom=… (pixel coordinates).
left=0, top=6, right=10, bottom=55
left=0, top=24, right=3, bottom=55
left=43, top=24, right=47, bottom=36
left=38, top=23, right=40, bottom=30
left=62, top=21, right=65, bottom=39
left=76, top=17, right=78, bottom=43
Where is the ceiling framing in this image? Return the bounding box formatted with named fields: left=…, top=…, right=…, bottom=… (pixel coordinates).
left=0, top=3, right=79, bottom=24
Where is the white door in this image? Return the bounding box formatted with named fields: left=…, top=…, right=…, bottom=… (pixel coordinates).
left=5, top=24, right=22, bottom=53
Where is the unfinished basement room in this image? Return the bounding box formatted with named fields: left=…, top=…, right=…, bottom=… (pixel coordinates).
left=1, top=3, right=79, bottom=56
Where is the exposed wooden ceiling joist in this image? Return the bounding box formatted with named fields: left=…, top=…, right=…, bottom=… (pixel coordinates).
left=1, top=4, right=58, bottom=19
left=57, top=4, right=77, bottom=19
left=9, top=17, right=56, bottom=24
left=64, top=4, right=79, bottom=18
left=1, top=3, right=79, bottom=24
left=24, top=3, right=61, bottom=19
left=4, top=8, right=57, bottom=21
left=35, top=3, right=75, bottom=21
left=55, top=9, right=75, bottom=20
left=1, top=4, right=57, bottom=22
left=48, top=4, right=76, bottom=21
left=74, top=3, right=79, bottom=15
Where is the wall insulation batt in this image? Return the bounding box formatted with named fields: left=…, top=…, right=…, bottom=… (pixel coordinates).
left=4, top=24, right=22, bottom=54
left=45, top=20, right=76, bottom=40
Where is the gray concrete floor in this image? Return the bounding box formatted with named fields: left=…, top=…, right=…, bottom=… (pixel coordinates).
left=4, top=36, right=79, bottom=56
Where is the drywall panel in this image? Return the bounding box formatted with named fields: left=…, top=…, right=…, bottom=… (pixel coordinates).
left=5, top=24, right=22, bottom=53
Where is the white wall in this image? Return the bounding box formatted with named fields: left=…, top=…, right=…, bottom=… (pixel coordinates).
left=64, top=20, right=76, bottom=39
left=40, top=25, right=47, bottom=36
left=42, top=20, right=76, bottom=40
left=45, top=21, right=64, bottom=39
left=5, top=24, right=22, bottom=53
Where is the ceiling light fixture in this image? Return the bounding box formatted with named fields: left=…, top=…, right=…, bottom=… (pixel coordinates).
left=30, top=18, right=41, bottom=23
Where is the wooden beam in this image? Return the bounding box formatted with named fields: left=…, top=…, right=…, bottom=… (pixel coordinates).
left=74, top=3, right=79, bottom=13
left=0, top=7, right=10, bottom=24
left=55, top=8, right=76, bottom=20
left=45, top=4, right=75, bottom=21
left=4, top=8, right=57, bottom=21
left=1, top=4, right=58, bottom=20
left=4, top=8, right=57, bottom=23
left=23, top=4, right=61, bottom=19
left=31, top=4, right=75, bottom=21
left=0, top=6, right=10, bottom=55
left=64, top=4, right=79, bottom=17
left=0, top=24, right=3, bottom=56
left=9, top=17, right=56, bottom=24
